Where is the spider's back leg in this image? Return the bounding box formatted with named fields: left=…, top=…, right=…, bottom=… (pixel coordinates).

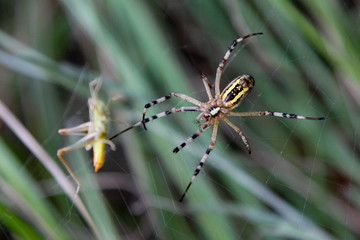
left=214, top=32, right=263, bottom=97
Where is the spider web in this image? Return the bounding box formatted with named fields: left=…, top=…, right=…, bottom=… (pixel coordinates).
left=120, top=3, right=351, bottom=238
left=4, top=0, right=359, bottom=239
left=101, top=45, right=337, bottom=239
left=56, top=19, right=349, bottom=240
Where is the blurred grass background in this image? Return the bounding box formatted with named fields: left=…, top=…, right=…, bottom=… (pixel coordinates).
left=0, top=0, right=360, bottom=239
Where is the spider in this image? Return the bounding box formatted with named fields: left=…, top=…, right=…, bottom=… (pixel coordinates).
left=58, top=78, right=117, bottom=194
left=110, top=32, right=326, bottom=201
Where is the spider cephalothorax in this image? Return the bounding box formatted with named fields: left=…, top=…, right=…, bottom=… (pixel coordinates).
left=110, top=32, right=325, bottom=201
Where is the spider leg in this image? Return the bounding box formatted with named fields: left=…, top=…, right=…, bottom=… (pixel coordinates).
left=214, top=32, right=263, bottom=97
left=173, top=123, right=212, bottom=153
left=179, top=118, right=219, bottom=202
left=222, top=117, right=251, bottom=154
left=142, top=92, right=203, bottom=130
left=201, top=73, right=213, bottom=101
left=110, top=106, right=201, bottom=140
left=228, top=111, right=326, bottom=120
left=194, top=112, right=203, bottom=124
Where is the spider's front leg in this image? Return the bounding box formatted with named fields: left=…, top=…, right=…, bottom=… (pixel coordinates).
left=173, top=123, right=211, bottom=153
left=180, top=118, right=220, bottom=202
left=194, top=112, right=204, bottom=124
left=110, top=106, right=201, bottom=140
left=142, top=92, right=203, bottom=130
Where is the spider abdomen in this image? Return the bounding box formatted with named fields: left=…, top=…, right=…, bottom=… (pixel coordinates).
left=221, top=74, right=255, bottom=109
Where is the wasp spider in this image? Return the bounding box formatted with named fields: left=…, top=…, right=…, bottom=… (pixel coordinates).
left=111, top=32, right=326, bottom=201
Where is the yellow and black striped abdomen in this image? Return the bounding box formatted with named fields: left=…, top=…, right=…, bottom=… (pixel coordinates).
left=221, top=74, right=255, bottom=109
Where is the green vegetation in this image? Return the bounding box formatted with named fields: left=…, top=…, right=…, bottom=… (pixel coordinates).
left=0, top=0, right=359, bottom=239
